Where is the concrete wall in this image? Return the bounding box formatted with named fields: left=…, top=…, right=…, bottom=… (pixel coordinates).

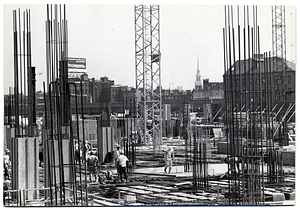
left=97, top=127, right=115, bottom=162
left=11, top=137, right=39, bottom=200
left=72, top=119, right=98, bottom=141
left=281, top=150, right=295, bottom=166
left=43, top=138, right=73, bottom=202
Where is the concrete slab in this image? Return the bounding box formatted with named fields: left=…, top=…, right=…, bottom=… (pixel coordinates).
left=132, top=164, right=229, bottom=177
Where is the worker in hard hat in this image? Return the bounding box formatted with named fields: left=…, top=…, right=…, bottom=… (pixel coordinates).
left=164, top=146, right=174, bottom=173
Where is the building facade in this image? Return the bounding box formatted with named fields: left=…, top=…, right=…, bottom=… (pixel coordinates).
left=223, top=57, right=295, bottom=108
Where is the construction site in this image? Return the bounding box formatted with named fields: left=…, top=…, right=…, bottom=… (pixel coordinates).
left=2, top=4, right=296, bottom=207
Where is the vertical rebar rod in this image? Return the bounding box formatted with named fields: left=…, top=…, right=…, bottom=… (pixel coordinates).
left=43, top=82, right=53, bottom=205
left=80, top=80, right=88, bottom=205
left=69, top=82, right=83, bottom=205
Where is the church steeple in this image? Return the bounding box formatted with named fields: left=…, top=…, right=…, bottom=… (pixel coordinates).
left=195, top=54, right=202, bottom=90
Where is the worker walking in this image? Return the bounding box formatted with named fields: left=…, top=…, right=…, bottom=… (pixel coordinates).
left=164, top=146, right=174, bottom=173
left=86, top=151, right=98, bottom=182
left=117, top=151, right=129, bottom=183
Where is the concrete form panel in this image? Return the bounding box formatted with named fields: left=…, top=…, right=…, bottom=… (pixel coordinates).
left=11, top=137, right=39, bottom=200
left=97, top=127, right=115, bottom=162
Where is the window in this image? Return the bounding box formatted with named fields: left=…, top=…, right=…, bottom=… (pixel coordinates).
left=288, top=75, right=292, bottom=83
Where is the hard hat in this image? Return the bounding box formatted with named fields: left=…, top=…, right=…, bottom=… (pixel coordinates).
left=5, top=149, right=10, bottom=153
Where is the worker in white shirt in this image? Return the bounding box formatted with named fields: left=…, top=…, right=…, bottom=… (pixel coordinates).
left=116, top=151, right=129, bottom=183
left=164, top=146, right=174, bottom=173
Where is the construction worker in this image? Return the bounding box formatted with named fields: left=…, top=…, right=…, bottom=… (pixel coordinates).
left=117, top=151, right=129, bottom=183
left=39, top=149, right=43, bottom=167
left=224, top=156, right=240, bottom=175
left=86, top=151, right=98, bottom=182
left=164, top=146, right=174, bottom=173
left=3, top=149, right=11, bottom=180
left=114, top=145, right=121, bottom=166
left=114, top=145, right=123, bottom=175
left=74, top=143, right=80, bottom=164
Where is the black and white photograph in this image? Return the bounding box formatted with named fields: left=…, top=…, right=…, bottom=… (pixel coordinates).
left=1, top=0, right=297, bottom=207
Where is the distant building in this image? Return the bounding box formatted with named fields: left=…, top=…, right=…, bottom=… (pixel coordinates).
left=194, top=57, right=203, bottom=90
left=67, top=73, right=136, bottom=116
left=223, top=56, right=295, bottom=108
left=68, top=74, right=115, bottom=104
left=193, top=79, right=224, bottom=100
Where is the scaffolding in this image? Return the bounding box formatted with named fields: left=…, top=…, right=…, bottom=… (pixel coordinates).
left=134, top=5, right=162, bottom=151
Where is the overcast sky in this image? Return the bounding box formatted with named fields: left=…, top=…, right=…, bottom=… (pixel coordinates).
left=2, top=1, right=297, bottom=95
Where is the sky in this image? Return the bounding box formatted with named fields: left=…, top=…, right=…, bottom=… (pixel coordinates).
left=2, top=1, right=297, bottom=95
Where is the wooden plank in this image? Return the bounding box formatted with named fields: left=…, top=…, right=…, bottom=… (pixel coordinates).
left=147, top=184, right=175, bottom=190
left=195, top=193, right=217, bottom=201
left=150, top=193, right=195, bottom=202
left=117, top=187, right=131, bottom=191
left=129, top=186, right=169, bottom=193
left=174, top=181, right=192, bottom=186
left=169, top=192, right=208, bottom=200
left=117, top=187, right=153, bottom=195
left=93, top=199, right=120, bottom=206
